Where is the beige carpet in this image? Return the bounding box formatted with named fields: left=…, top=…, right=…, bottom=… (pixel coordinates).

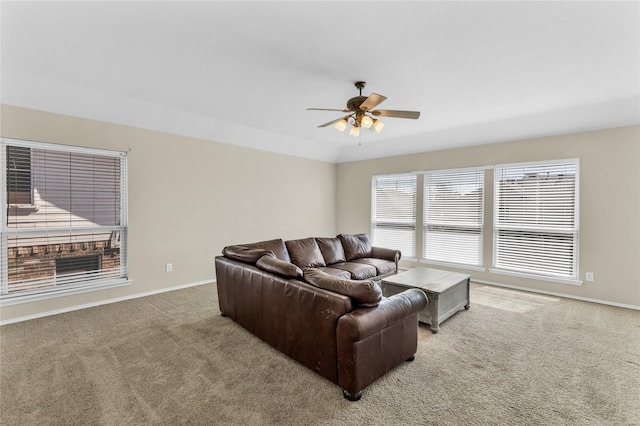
left=1, top=282, right=639, bottom=426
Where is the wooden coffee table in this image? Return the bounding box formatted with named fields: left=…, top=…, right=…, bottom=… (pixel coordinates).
left=381, top=267, right=470, bottom=333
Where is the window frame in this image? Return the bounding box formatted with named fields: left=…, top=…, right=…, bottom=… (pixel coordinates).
left=0, top=138, right=131, bottom=306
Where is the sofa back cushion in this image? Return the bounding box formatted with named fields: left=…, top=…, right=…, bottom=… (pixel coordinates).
left=222, top=245, right=274, bottom=264
left=245, top=239, right=291, bottom=263
left=338, top=233, right=372, bottom=261
left=303, top=268, right=382, bottom=307
left=256, top=255, right=303, bottom=278
left=285, top=237, right=326, bottom=268
left=315, top=237, right=346, bottom=265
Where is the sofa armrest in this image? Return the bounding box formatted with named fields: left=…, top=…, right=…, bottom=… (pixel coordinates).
left=337, top=288, right=426, bottom=342
left=336, top=288, right=427, bottom=398
left=371, top=246, right=401, bottom=273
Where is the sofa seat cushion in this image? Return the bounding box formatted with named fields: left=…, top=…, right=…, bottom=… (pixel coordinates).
left=245, top=239, right=291, bottom=263
left=315, top=266, right=351, bottom=280
left=285, top=237, right=327, bottom=268
left=351, top=258, right=396, bottom=276
left=338, top=233, right=373, bottom=260
left=329, top=262, right=377, bottom=280
left=315, top=237, right=347, bottom=265
left=304, top=268, right=382, bottom=307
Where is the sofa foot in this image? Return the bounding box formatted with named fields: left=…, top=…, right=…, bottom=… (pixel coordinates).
left=343, top=389, right=362, bottom=401
left=406, top=354, right=416, bottom=362
left=220, top=312, right=227, bottom=317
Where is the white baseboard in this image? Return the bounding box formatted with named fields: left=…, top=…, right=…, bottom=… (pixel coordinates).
left=473, top=279, right=640, bottom=311
left=0, top=279, right=215, bottom=326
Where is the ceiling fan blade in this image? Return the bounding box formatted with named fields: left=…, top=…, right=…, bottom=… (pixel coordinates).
left=359, top=93, right=387, bottom=111
left=371, top=110, right=421, bottom=119
left=307, top=108, right=350, bottom=112
left=317, top=115, right=351, bottom=128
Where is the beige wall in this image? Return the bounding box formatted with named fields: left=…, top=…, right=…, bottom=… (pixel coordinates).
left=337, top=126, right=640, bottom=308
left=0, top=105, right=337, bottom=322
left=1, top=104, right=637, bottom=320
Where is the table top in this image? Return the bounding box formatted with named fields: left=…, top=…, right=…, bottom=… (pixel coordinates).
left=382, top=267, right=470, bottom=294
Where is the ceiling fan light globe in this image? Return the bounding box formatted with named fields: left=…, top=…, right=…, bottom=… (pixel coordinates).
left=361, top=115, right=374, bottom=128
left=349, top=125, right=360, bottom=137
left=334, top=119, right=348, bottom=132
left=373, top=119, right=385, bottom=133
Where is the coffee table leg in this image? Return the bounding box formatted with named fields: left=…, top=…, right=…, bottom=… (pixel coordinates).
left=465, top=278, right=470, bottom=310
left=430, top=293, right=439, bottom=333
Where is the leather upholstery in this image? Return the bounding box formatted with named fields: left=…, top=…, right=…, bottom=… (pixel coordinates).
left=315, top=266, right=351, bottom=279
left=327, top=262, right=377, bottom=280
left=256, top=255, right=303, bottom=278
left=337, top=289, right=426, bottom=396
left=216, top=256, right=352, bottom=383
left=245, top=239, right=291, bottom=263
left=315, top=237, right=347, bottom=265
left=304, top=268, right=383, bottom=307
left=338, top=233, right=373, bottom=261
left=222, top=245, right=274, bottom=263
left=352, top=258, right=396, bottom=276
left=285, top=237, right=326, bottom=268
left=215, top=234, right=422, bottom=400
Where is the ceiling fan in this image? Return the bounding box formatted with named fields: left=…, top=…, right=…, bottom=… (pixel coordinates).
left=307, top=81, right=420, bottom=137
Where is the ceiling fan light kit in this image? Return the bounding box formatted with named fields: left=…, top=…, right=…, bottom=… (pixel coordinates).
left=307, top=81, right=420, bottom=138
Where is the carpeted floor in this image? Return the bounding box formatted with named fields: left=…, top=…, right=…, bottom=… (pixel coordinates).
left=1, top=282, right=639, bottom=425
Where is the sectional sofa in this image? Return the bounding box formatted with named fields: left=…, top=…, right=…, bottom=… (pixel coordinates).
left=214, top=234, right=427, bottom=400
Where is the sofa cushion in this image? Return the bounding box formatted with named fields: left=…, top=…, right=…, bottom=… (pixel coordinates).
left=303, top=268, right=382, bottom=307
left=328, top=262, right=377, bottom=280
left=315, top=237, right=347, bottom=265
left=352, top=258, right=396, bottom=276
left=256, top=255, right=303, bottom=278
left=285, top=237, right=326, bottom=268
left=245, top=239, right=291, bottom=263
left=315, top=266, right=351, bottom=280
left=338, top=233, right=372, bottom=261
left=222, top=245, right=275, bottom=264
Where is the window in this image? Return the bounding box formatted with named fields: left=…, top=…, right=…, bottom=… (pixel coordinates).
left=493, top=160, right=579, bottom=281
left=6, top=146, right=32, bottom=205
left=1, top=138, right=129, bottom=303
left=56, top=255, right=101, bottom=276
left=371, top=174, right=417, bottom=257
left=424, top=168, right=484, bottom=267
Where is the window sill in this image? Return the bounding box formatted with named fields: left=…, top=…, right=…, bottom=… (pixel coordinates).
left=7, top=204, right=39, bottom=213
left=489, top=268, right=582, bottom=286
left=419, top=259, right=486, bottom=272
left=0, top=279, right=132, bottom=307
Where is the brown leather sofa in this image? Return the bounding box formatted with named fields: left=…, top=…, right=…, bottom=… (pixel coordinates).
left=214, top=234, right=427, bottom=401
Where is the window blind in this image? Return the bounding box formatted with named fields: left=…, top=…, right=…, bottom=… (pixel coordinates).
left=371, top=174, right=417, bottom=257
left=493, top=161, right=578, bottom=279
left=1, top=139, right=128, bottom=300
left=423, top=169, right=484, bottom=266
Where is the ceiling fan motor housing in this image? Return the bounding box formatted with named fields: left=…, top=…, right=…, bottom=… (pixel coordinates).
left=347, top=96, right=368, bottom=111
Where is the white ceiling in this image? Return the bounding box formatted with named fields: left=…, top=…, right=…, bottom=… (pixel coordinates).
left=2, top=1, right=639, bottom=163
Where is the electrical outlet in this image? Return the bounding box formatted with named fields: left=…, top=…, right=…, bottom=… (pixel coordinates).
left=585, top=272, right=594, bottom=282
left=166, top=263, right=173, bottom=273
